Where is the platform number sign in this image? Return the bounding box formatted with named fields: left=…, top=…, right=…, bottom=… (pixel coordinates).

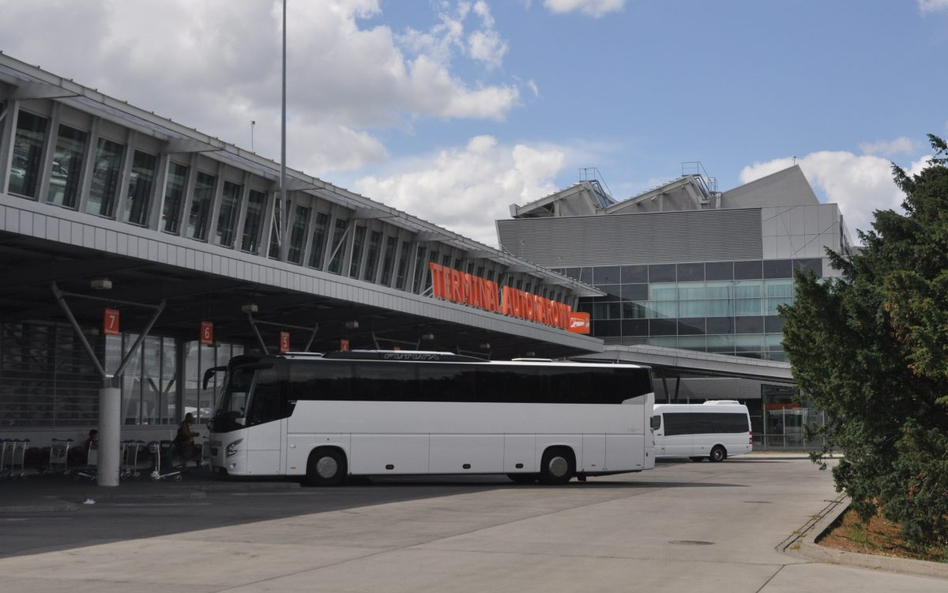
left=279, top=332, right=291, bottom=353
left=103, top=308, right=120, bottom=335
left=340, top=338, right=350, bottom=352
left=200, top=321, right=214, bottom=346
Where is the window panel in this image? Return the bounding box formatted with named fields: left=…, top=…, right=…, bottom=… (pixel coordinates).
left=678, top=318, right=706, bottom=335
left=348, top=226, right=368, bottom=278
left=764, top=316, right=786, bottom=333
left=620, top=264, right=648, bottom=283
left=593, top=320, right=621, bottom=336
left=395, top=240, right=411, bottom=289
left=763, top=259, right=792, bottom=279
left=734, top=260, right=763, bottom=279
left=87, top=138, right=124, bottom=218
left=594, top=266, right=620, bottom=284
left=678, top=300, right=708, bottom=317
left=307, top=212, right=330, bottom=268
left=734, top=281, right=762, bottom=299
left=765, top=279, right=794, bottom=298
left=8, top=111, right=47, bottom=199
left=705, top=299, right=733, bottom=317
left=735, top=316, right=764, bottom=333
left=579, top=268, right=593, bottom=284
left=215, top=181, right=242, bottom=247
left=648, top=264, right=676, bottom=282
left=621, top=284, right=648, bottom=301
left=187, top=171, right=216, bottom=240
left=362, top=230, right=382, bottom=282
left=647, top=336, right=678, bottom=348
left=706, top=317, right=734, bottom=335
left=287, top=205, right=311, bottom=264
left=621, top=301, right=648, bottom=319
left=677, top=262, right=705, bottom=282
left=411, top=245, right=428, bottom=291
left=327, top=218, right=350, bottom=274
left=650, top=319, right=678, bottom=336
left=793, top=258, right=823, bottom=277
left=677, top=282, right=707, bottom=300
left=124, top=151, right=158, bottom=226
left=162, top=162, right=188, bottom=234
left=598, top=285, right=621, bottom=300
left=707, top=335, right=735, bottom=354
left=47, top=124, right=86, bottom=208
left=646, top=301, right=677, bottom=318
left=765, top=297, right=793, bottom=315
left=735, top=298, right=762, bottom=316
left=648, top=284, right=677, bottom=301
left=379, top=236, right=397, bottom=285
left=705, top=261, right=734, bottom=280
left=677, top=336, right=707, bottom=351
left=240, top=189, right=267, bottom=252
left=622, top=319, right=648, bottom=336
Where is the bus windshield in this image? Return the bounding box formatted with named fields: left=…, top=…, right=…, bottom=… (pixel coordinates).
left=211, top=364, right=256, bottom=432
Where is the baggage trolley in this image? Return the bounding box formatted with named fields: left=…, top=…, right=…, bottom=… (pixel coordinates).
left=45, top=438, right=73, bottom=475
left=7, top=438, right=29, bottom=479
left=148, top=440, right=182, bottom=482
left=120, top=440, right=145, bottom=479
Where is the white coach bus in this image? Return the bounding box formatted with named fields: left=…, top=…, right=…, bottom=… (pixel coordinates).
left=206, top=351, right=655, bottom=485
left=651, top=401, right=753, bottom=462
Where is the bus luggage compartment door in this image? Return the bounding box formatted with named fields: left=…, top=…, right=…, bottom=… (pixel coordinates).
left=350, top=434, right=429, bottom=475
left=245, top=419, right=285, bottom=475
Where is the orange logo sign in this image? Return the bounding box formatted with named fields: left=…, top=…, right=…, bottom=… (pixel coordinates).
left=567, top=312, right=590, bottom=334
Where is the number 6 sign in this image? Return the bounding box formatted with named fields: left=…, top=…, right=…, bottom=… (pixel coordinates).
left=104, top=308, right=120, bottom=335
left=200, top=321, right=214, bottom=345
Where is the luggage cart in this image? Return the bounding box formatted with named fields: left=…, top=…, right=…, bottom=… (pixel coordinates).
left=120, top=440, right=145, bottom=479
left=45, top=438, right=73, bottom=475
left=7, top=439, right=29, bottom=479
left=148, top=440, right=182, bottom=482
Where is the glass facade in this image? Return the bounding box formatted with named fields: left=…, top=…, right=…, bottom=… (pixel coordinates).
left=349, top=225, right=367, bottom=278
left=308, top=212, right=330, bottom=269
left=241, top=189, right=267, bottom=252
left=162, top=162, right=188, bottom=234
left=182, top=341, right=244, bottom=425
left=8, top=111, right=47, bottom=199
left=187, top=171, right=216, bottom=240
left=558, top=259, right=822, bottom=361
left=87, top=138, right=124, bottom=218
left=124, top=151, right=158, bottom=226
left=287, top=205, right=310, bottom=264
left=363, top=230, right=382, bottom=282
left=216, top=181, right=242, bottom=247
left=47, top=125, right=86, bottom=208
left=380, top=236, right=397, bottom=286
left=327, top=218, right=349, bottom=274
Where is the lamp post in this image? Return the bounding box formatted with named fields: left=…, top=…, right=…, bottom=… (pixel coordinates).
left=279, top=0, right=289, bottom=260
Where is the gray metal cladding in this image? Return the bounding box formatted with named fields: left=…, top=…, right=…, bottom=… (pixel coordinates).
left=498, top=209, right=764, bottom=266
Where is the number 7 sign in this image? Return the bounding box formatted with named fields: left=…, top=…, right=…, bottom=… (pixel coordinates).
left=104, top=308, right=120, bottom=335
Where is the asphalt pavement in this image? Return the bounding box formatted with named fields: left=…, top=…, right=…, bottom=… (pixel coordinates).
left=0, top=456, right=944, bottom=592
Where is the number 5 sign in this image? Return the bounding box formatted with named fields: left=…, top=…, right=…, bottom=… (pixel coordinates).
left=279, top=332, right=291, bottom=353
left=103, top=308, right=120, bottom=335
left=200, top=321, right=214, bottom=345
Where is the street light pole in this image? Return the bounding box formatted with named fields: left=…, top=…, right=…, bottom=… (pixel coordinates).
left=279, top=0, right=289, bottom=260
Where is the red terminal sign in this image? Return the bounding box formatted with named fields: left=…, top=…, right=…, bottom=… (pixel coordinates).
left=103, top=308, right=120, bottom=335
left=567, top=312, right=591, bottom=334
left=429, top=263, right=578, bottom=332
left=340, top=338, right=350, bottom=352
left=279, top=332, right=291, bottom=353
left=200, top=321, right=214, bottom=345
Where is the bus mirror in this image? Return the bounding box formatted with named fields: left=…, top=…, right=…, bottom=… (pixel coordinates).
left=203, top=366, right=227, bottom=390
left=650, top=415, right=661, bottom=431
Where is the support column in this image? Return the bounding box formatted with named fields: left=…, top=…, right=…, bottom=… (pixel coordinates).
left=97, top=383, right=121, bottom=487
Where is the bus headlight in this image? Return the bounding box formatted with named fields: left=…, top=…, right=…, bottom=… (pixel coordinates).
left=226, top=439, right=243, bottom=457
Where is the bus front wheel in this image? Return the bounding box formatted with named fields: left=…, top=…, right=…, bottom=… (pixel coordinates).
left=306, top=448, right=347, bottom=486
left=709, top=446, right=726, bottom=463
left=539, top=448, right=575, bottom=485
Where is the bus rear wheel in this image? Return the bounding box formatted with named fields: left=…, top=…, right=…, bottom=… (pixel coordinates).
left=539, top=448, right=574, bottom=485
left=709, top=446, right=726, bottom=463
left=507, top=473, right=538, bottom=484
left=306, top=448, right=347, bottom=486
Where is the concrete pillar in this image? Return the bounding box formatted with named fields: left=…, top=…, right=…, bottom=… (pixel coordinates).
left=97, top=385, right=121, bottom=487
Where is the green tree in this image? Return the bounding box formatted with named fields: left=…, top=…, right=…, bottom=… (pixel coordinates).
left=781, top=134, right=948, bottom=549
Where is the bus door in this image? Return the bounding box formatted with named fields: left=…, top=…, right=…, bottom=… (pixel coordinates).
left=243, top=365, right=288, bottom=475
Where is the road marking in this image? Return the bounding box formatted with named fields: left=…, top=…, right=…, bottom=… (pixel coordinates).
left=100, top=502, right=213, bottom=507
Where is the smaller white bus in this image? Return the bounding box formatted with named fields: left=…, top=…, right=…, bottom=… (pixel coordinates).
left=651, top=401, right=752, bottom=462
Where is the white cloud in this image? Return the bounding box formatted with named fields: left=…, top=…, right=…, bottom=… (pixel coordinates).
left=858, top=136, right=920, bottom=157
left=355, top=136, right=566, bottom=246
left=0, top=0, right=518, bottom=175
left=527, top=80, right=540, bottom=98
left=918, top=0, right=948, bottom=13
left=544, top=0, right=626, bottom=18
left=740, top=151, right=933, bottom=239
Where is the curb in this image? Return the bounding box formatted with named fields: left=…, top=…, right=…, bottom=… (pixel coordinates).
left=0, top=501, right=80, bottom=513
left=793, top=496, right=948, bottom=579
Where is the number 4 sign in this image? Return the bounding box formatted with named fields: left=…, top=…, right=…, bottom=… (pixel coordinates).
left=104, top=308, right=120, bottom=335
left=200, top=321, right=214, bottom=345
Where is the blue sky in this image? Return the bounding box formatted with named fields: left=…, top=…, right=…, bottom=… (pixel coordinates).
left=2, top=0, right=946, bottom=244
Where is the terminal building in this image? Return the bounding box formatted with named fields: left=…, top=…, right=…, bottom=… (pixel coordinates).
left=0, top=54, right=604, bottom=459
left=0, top=54, right=832, bottom=475
left=498, top=165, right=855, bottom=447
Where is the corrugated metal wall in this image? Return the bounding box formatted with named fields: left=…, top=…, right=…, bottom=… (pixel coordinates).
left=498, top=209, right=764, bottom=267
